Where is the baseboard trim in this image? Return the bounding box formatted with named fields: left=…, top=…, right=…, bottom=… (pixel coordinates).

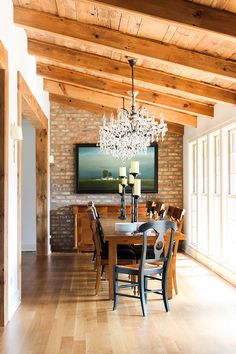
left=185, top=245, right=236, bottom=287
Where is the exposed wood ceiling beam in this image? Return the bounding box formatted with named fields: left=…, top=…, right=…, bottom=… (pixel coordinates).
left=18, top=72, right=48, bottom=129
left=91, top=0, right=236, bottom=41
left=28, top=39, right=236, bottom=105
left=49, top=93, right=116, bottom=115
left=37, top=63, right=213, bottom=117
left=14, top=6, right=236, bottom=81
left=50, top=93, right=184, bottom=135
left=44, top=79, right=197, bottom=127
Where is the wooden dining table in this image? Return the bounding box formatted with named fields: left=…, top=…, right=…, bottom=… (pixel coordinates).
left=100, top=218, right=187, bottom=300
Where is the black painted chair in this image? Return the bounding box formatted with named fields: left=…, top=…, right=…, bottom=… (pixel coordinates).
left=113, top=220, right=176, bottom=316
left=87, top=207, right=136, bottom=294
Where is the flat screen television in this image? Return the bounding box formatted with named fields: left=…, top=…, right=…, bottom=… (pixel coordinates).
left=75, top=144, right=158, bottom=193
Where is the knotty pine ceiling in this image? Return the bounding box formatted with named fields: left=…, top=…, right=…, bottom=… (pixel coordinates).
left=13, top=0, right=236, bottom=132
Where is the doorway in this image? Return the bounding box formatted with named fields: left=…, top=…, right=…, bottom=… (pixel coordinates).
left=22, top=118, right=36, bottom=252
left=16, top=72, right=49, bottom=314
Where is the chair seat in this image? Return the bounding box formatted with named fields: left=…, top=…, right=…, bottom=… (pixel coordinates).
left=114, top=262, right=164, bottom=275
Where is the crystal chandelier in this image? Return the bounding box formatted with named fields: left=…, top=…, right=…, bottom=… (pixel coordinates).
left=98, top=59, right=168, bottom=161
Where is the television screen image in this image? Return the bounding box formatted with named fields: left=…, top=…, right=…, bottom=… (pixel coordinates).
left=76, top=144, right=158, bottom=193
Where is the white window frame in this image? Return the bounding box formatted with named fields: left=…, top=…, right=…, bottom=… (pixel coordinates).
left=188, top=120, right=236, bottom=276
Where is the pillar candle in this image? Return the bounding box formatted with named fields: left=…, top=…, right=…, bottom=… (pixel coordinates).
left=121, top=177, right=127, bottom=186
left=119, top=166, right=126, bottom=177
left=130, top=161, right=139, bottom=174
left=133, top=179, right=141, bottom=196
left=118, top=184, right=123, bottom=194
left=129, top=174, right=135, bottom=185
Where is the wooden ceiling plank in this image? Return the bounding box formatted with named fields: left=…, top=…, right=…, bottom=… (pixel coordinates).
left=55, top=0, right=77, bottom=19
left=37, top=63, right=214, bottom=117
left=28, top=39, right=236, bottom=104
left=14, top=6, right=236, bottom=80
left=44, top=79, right=197, bottom=127
left=49, top=93, right=184, bottom=135
left=89, top=0, right=236, bottom=41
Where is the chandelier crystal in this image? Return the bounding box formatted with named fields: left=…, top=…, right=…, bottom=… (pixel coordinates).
left=98, top=59, right=168, bottom=161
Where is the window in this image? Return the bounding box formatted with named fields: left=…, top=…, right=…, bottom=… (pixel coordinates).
left=192, top=143, right=197, bottom=193
left=202, top=139, right=208, bottom=194
left=229, top=129, right=236, bottom=195
left=214, top=135, right=220, bottom=195
left=190, top=142, right=198, bottom=246
left=188, top=122, right=236, bottom=273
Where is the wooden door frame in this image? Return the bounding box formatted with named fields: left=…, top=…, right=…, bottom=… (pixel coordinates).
left=17, top=72, right=49, bottom=258
left=0, top=41, right=9, bottom=327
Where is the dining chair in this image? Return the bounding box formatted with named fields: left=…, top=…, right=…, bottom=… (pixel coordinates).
left=146, top=200, right=164, bottom=219
left=87, top=207, right=137, bottom=294
left=113, top=220, right=176, bottom=316
left=165, top=206, right=186, bottom=294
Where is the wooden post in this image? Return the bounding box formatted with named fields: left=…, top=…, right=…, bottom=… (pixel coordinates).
left=73, top=206, right=79, bottom=250
left=0, top=41, right=9, bottom=326
left=36, top=128, right=48, bottom=255
left=0, top=69, right=5, bottom=326
left=18, top=72, right=49, bottom=256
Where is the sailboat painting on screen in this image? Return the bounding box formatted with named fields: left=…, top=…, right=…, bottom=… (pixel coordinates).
left=76, top=144, right=158, bottom=194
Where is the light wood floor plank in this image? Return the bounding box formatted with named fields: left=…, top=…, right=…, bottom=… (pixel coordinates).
left=0, top=252, right=236, bottom=354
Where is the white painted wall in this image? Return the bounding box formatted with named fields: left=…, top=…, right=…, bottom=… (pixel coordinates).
left=22, top=119, right=36, bottom=251
left=183, top=103, right=236, bottom=242
left=0, top=0, right=50, bottom=321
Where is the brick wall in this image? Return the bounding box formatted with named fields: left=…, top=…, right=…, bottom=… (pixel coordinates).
left=50, top=102, right=183, bottom=251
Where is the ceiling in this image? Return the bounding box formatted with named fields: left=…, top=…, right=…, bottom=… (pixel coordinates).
left=13, top=0, right=236, bottom=134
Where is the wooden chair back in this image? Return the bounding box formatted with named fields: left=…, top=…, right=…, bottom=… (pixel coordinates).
left=87, top=201, right=99, bottom=219
left=146, top=200, right=164, bottom=218
left=166, top=206, right=186, bottom=232
left=155, top=201, right=165, bottom=215
left=90, top=219, right=103, bottom=258
left=87, top=206, right=96, bottom=223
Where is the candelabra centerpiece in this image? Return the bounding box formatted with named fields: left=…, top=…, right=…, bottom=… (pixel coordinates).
left=118, top=167, right=127, bottom=220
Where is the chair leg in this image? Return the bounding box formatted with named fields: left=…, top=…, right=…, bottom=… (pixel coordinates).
left=144, top=276, right=148, bottom=304
left=172, top=265, right=178, bottom=295
left=139, top=275, right=147, bottom=317
left=113, top=267, right=118, bottom=311
left=162, top=270, right=170, bottom=312
left=95, top=264, right=102, bottom=295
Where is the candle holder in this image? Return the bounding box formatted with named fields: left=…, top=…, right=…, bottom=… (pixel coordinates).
left=129, top=171, right=139, bottom=223
left=119, top=183, right=127, bottom=220
left=130, top=172, right=139, bottom=178
left=128, top=180, right=135, bottom=223
left=133, top=195, right=139, bottom=222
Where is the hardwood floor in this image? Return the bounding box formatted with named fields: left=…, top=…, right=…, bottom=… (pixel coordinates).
left=0, top=252, right=236, bottom=354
